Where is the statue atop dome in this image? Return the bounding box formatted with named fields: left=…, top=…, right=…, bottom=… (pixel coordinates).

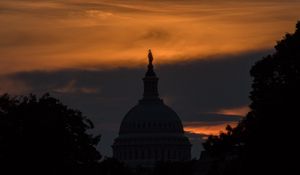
left=145, top=49, right=156, bottom=77
left=148, top=49, right=153, bottom=66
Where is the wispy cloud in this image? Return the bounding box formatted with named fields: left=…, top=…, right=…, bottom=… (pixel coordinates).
left=208, top=105, right=250, bottom=117
left=53, top=79, right=99, bottom=94
left=0, top=76, right=31, bottom=95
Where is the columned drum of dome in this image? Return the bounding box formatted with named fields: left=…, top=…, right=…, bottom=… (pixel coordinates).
left=112, top=50, right=191, bottom=167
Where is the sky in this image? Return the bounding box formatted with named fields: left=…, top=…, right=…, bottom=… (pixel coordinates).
left=0, top=0, right=299, bottom=158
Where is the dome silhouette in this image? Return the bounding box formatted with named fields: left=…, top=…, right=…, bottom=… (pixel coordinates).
left=119, top=101, right=184, bottom=134
left=112, top=50, right=191, bottom=167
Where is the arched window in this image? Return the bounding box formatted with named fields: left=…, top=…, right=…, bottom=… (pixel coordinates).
left=167, top=149, right=171, bottom=159
left=172, top=150, right=176, bottom=159
left=154, top=149, right=158, bottom=160
left=147, top=149, right=152, bottom=159
left=129, top=149, right=132, bottom=160
left=134, top=149, right=138, bottom=159
left=141, top=149, right=145, bottom=160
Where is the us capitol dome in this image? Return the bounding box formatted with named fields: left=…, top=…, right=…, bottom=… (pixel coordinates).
left=112, top=50, right=191, bottom=167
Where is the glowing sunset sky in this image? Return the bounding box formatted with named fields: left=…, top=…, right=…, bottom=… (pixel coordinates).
left=0, top=0, right=299, bottom=157
left=1, top=0, right=299, bottom=74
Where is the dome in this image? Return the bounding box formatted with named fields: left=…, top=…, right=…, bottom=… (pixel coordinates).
left=119, top=100, right=184, bottom=135
left=112, top=50, right=191, bottom=167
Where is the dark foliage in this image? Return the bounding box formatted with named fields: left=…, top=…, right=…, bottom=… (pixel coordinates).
left=98, top=157, right=133, bottom=175
left=203, top=21, right=300, bottom=174
left=152, top=160, right=197, bottom=175
left=0, top=93, right=101, bottom=175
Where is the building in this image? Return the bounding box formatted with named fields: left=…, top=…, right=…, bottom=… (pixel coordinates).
left=112, top=50, right=191, bottom=167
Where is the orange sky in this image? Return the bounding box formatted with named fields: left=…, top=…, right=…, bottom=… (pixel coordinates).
left=183, top=105, right=248, bottom=137
left=184, top=121, right=238, bottom=137
left=0, top=0, right=300, bottom=74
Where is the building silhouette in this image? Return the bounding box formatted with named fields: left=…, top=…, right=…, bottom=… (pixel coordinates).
left=112, top=50, right=191, bottom=167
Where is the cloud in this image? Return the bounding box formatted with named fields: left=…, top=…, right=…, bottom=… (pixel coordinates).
left=84, top=9, right=114, bottom=19
left=0, top=0, right=299, bottom=74
left=53, top=79, right=99, bottom=94
left=0, top=76, right=31, bottom=95
left=208, top=105, right=250, bottom=117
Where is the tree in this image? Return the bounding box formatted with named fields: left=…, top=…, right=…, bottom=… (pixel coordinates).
left=0, top=93, right=101, bottom=175
left=98, top=157, right=134, bottom=175
left=203, top=21, right=300, bottom=174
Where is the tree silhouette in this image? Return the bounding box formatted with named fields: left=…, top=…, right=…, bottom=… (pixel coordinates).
left=98, top=157, right=134, bottom=175
left=0, top=93, right=101, bottom=175
left=152, top=160, right=197, bottom=175
left=203, top=21, right=300, bottom=174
